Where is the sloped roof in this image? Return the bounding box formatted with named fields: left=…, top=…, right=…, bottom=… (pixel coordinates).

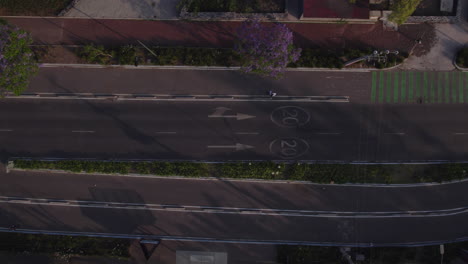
left=303, top=0, right=369, bottom=19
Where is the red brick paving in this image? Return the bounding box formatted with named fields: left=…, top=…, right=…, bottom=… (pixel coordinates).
left=4, top=17, right=431, bottom=53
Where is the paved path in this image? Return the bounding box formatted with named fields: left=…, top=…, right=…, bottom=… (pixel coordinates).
left=401, top=0, right=468, bottom=70
left=3, top=17, right=425, bottom=52
left=63, top=0, right=179, bottom=20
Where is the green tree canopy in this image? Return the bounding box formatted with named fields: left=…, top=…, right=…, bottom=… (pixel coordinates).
left=388, top=0, right=422, bottom=25
left=0, top=20, right=38, bottom=96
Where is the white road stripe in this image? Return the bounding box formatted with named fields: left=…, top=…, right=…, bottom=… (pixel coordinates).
left=72, top=130, right=95, bottom=133
left=0, top=129, right=13, bottom=132
left=1, top=195, right=467, bottom=218
left=155, top=132, right=177, bottom=134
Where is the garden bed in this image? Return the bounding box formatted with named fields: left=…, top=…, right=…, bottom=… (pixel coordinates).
left=33, top=44, right=405, bottom=69
left=0, top=0, right=72, bottom=16
left=178, top=0, right=285, bottom=13
left=455, top=46, right=468, bottom=68
left=0, top=232, right=130, bottom=258
left=11, top=159, right=468, bottom=184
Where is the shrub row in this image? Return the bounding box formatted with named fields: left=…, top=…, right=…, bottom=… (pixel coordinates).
left=178, top=0, right=285, bottom=13
left=0, top=232, right=129, bottom=257
left=13, top=160, right=468, bottom=184
left=77, top=44, right=239, bottom=67
left=75, top=44, right=403, bottom=69
left=456, top=47, right=468, bottom=68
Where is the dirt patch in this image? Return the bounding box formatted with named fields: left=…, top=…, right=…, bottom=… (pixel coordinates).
left=399, top=23, right=437, bottom=57
left=32, top=45, right=85, bottom=64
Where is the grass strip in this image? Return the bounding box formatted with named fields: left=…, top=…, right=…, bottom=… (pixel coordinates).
left=379, top=72, right=385, bottom=103
left=386, top=71, right=392, bottom=103
left=0, top=232, right=129, bottom=258
left=408, top=72, right=414, bottom=102
left=393, top=71, right=399, bottom=103
left=400, top=71, right=406, bottom=103
left=13, top=159, right=468, bottom=184
left=423, top=72, right=428, bottom=103
left=445, top=72, right=450, bottom=103
left=430, top=72, right=435, bottom=103
left=452, top=72, right=457, bottom=103
left=371, top=71, right=377, bottom=103
left=459, top=71, right=464, bottom=103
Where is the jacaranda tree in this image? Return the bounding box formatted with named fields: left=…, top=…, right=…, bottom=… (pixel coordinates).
left=0, top=20, right=38, bottom=96
left=235, top=19, right=301, bottom=79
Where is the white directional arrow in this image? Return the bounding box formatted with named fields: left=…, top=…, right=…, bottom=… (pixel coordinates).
left=207, top=143, right=255, bottom=151
left=208, top=107, right=255, bottom=120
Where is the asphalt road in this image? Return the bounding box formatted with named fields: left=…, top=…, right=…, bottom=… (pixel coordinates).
left=0, top=171, right=467, bottom=246
left=0, top=99, right=468, bottom=161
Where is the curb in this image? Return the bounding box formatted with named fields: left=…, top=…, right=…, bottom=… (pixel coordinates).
left=1, top=227, right=466, bottom=247
left=1, top=15, right=376, bottom=24
left=9, top=158, right=468, bottom=187
left=5, top=92, right=350, bottom=103
left=39, top=63, right=372, bottom=72
left=454, top=56, right=468, bottom=71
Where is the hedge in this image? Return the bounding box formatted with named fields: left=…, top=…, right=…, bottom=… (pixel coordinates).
left=456, top=47, right=468, bottom=68
left=0, top=233, right=129, bottom=258
left=74, top=45, right=404, bottom=69
left=13, top=160, right=468, bottom=184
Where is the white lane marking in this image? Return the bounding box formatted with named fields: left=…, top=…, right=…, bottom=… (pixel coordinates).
left=0, top=129, right=13, bottom=132
left=453, top=133, right=468, bottom=135
left=235, top=132, right=259, bottom=135
left=315, top=132, right=341, bottom=135
left=385, top=132, right=405, bottom=135
left=72, top=130, right=95, bottom=133
left=326, top=76, right=344, bottom=79
left=155, top=132, right=177, bottom=134
left=0, top=195, right=466, bottom=218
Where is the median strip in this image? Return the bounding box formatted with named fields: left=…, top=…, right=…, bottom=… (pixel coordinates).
left=9, top=159, right=468, bottom=184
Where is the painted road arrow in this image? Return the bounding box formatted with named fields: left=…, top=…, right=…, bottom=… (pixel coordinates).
left=208, top=107, right=255, bottom=121
left=207, top=143, right=255, bottom=151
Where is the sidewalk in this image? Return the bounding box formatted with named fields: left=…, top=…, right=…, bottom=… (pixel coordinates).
left=401, top=0, right=468, bottom=71
left=3, top=17, right=429, bottom=53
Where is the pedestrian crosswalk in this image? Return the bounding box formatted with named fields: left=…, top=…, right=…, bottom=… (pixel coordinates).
left=371, top=71, right=468, bottom=104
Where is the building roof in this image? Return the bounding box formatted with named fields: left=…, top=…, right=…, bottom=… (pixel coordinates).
left=303, top=0, right=369, bottom=19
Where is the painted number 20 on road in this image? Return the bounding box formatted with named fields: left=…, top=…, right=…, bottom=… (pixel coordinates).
left=270, top=138, right=309, bottom=159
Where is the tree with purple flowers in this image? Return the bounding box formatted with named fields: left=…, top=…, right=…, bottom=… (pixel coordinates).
left=0, top=20, right=38, bottom=96
left=235, top=19, right=301, bottom=79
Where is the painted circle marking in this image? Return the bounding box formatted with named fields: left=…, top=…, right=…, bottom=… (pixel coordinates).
left=270, top=106, right=310, bottom=128
left=269, top=138, right=309, bottom=159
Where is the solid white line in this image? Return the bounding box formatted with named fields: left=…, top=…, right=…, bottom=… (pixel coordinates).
left=0, top=129, right=13, bottom=132
left=235, top=132, right=259, bottom=135
left=0, top=196, right=466, bottom=218
left=155, top=132, right=177, bottom=134
left=72, top=130, right=95, bottom=133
